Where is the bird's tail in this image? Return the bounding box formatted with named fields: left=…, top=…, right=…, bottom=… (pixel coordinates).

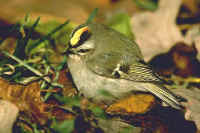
left=137, top=83, right=186, bottom=110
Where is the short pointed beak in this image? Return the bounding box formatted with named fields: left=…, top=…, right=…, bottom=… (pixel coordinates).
left=65, top=47, right=74, bottom=55
left=63, top=43, right=74, bottom=55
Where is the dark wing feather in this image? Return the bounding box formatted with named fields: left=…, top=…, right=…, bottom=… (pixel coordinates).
left=119, top=61, right=162, bottom=82
left=115, top=61, right=186, bottom=109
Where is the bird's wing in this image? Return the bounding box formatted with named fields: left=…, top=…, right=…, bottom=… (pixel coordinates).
left=86, top=52, right=161, bottom=82
left=86, top=52, right=186, bottom=109
left=116, top=61, right=162, bottom=82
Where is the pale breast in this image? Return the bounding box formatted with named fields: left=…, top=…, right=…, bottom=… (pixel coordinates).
left=67, top=54, right=146, bottom=103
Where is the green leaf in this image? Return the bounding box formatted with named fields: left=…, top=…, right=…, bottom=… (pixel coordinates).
left=132, top=0, right=158, bottom=11
left=120, top=126, right=137, bottom=133
left=24, top=17, right=40, bottom=48
left=14, top=17, right=40, bottom=59
left=24, top=13, right=30, bottom=23
left=27, top=20, right=70, bottom=53
left=89, top=106, right=106, bottom=119
left=86, top=8, right=98, bottom=24
left=51, top=119, right=74, bottom=133
left=54, top=94, right=81, bottom=107
left=17, top=127, right=32, bottom=133
left=32, top=124, right=41, bottom=133
left=26, top=39, right=47, bottom=55
left=33, top=20, right=74, bottom=46
left=106, top=13, right=134, bottom=39
left=56, top=55, right=67, bottom=71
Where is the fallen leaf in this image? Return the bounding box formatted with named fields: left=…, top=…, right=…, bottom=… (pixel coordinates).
left=173, top=88, right=200, bottom=130
left=57, top=69, right=77, bottom=97
left=106, top=93, right=156, bottom=114
left=0, top=77, right=52, bottom=124
left=131, top=0, right=184, bottom=61
left=184, top=25, right=200, bottom=60
left=0, top=100, right=19, bottom=133
left=149, top=42, right=200, bottom=78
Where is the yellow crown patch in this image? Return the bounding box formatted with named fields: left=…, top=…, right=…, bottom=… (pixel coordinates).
left=70, top=26, right=89, bottom=46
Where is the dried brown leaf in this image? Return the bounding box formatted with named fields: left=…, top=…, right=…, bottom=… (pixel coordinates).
left=106, top=93, right=156, bottom=115
left=0, top=78, right=51, bottom=124
left=56, top=69, right=77, bottom=97
left=150, top=42, right=200, bottom=78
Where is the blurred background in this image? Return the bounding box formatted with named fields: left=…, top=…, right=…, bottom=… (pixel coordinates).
left=1, top=0, right=200, bottom=77
left=0, top=0, right=138, bottom=23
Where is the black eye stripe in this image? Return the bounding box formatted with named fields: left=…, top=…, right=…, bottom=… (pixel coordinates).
left=71, top=30, right=91, bottom=48
left=79, top=30, right=91, bottom=44
left=78, top=49, right=91, bottom=53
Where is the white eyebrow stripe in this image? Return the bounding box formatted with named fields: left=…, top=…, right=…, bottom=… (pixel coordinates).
left=78, top=40, right=94, bottom=49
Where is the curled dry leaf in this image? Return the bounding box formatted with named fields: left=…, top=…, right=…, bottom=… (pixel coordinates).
left=131, top=0, right=184, bottom=61
left=0, top=77, right=51, bottom=124
left=173, top=88, right=200, bottom=130
left=0, top=74, right=76, bottom=125
left=106, top=93, right=156, bottom=115
left=130, top=1, right=200, bottom=130
left=0, top=100, right=19, bottom=133
left=131, top=0, right=200, bottom=65
left=185, top=25, right=200, bottom=60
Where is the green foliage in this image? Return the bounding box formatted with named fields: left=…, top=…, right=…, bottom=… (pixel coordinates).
left=86, top=8, right=98, bottom=24
left=1, top=10, right=139, bottom=133
left=26, top=20, right=71, bottom=54
left=120, top=126, right=137, bottom=133
left=106, top=13, right=134, bottom=39
left=56, top=55, right=67, bottom=71
left=89, top=106, right=106, bottom=119
left=132, top=0, right=158, bottom=11
left=42, top=55, right=67, bottom=101
left=54, top=94, right=81, bottom=107
left=17, top=127, right=32, bottom=133
left=14, top=17, right=40, bottom=59
left=32, top=124, right=41, bottom=133
left=51, top=119, right=74, bottom=133
left=0, top=15, right=71, bottom=87
left=0, top=16, right=41, bottom=82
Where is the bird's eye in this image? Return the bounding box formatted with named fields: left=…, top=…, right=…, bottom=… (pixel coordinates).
left=78, top=49, right=91, bottom=53
left=70, top=26, right=91, bottom=48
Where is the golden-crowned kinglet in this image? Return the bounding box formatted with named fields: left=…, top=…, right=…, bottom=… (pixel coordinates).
left=66, top=23, right=186, bottom=110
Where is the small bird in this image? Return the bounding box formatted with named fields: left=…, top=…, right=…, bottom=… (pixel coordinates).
left=66, top=22, right=185, bottom=110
